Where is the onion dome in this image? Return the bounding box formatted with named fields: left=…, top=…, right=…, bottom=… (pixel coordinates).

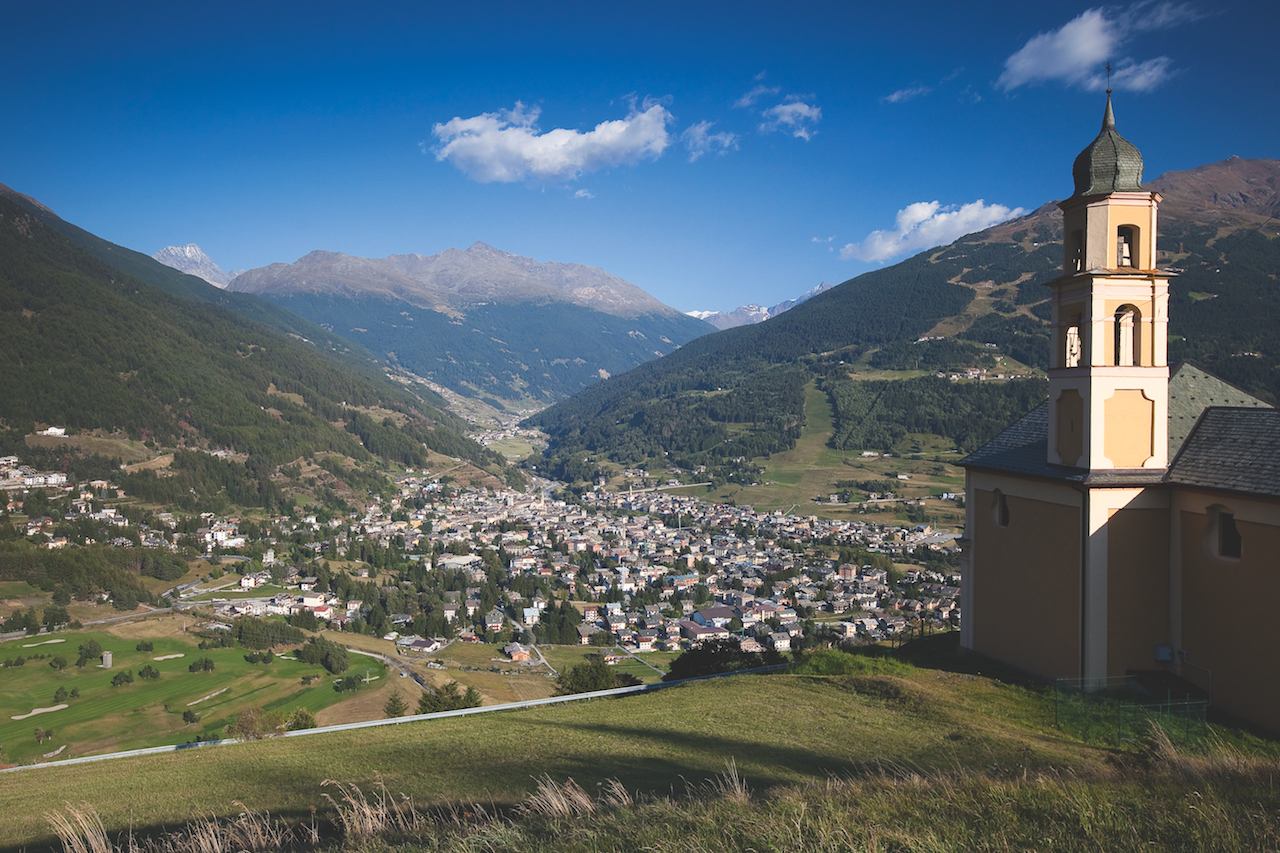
left=1071, top=93, right=1144, bottom=196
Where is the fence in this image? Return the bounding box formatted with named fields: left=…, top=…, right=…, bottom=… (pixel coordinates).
left=1054, top=674, right=1207, bottom=747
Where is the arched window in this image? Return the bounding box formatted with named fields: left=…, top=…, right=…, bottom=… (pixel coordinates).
left=1114, top=305, right=1140, bottom=366
left=1117, top=226, right=1137, bottom=268
left=1064, top=312, right=1083, bottom=368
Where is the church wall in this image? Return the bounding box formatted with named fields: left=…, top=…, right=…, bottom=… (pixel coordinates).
left=1177, top=492, right=1280, bottom=734
left=1104, top=506, right=1169, bottom=675
left=969, top=477, right=1081, bottom=680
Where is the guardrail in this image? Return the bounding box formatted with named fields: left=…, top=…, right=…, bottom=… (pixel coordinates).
left=0, top=664, right=789, bottom=773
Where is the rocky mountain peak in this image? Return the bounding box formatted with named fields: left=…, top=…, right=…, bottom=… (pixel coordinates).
left=152, top=243, right=235, bottom=288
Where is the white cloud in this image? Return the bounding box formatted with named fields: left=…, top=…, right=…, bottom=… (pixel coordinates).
left=811, top=236, right=834, bottom=243
left=682, top=121, right=738, bottom=162
left=997, top=3, right=1202, bottom=92
left=735, top=84, right=781, bottom=108
left=574, top=189, right=595, bottom=199
left=760, top=98, right=822, bottom=140
left=883, top=86, right=931, bottom=104
left=431, top=99, right=672, bottom=183
left=840, top=200, right=1027, bottom=263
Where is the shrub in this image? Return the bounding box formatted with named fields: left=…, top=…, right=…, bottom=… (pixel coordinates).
left=285, top=707, right=317, bottom=731
left=225, top=707, right=284, bottom=740
left=792, top=647, right=914, bottom=677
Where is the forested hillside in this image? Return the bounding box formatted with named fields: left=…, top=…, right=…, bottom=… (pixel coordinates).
left=529, top=158, right=1280, bottom=481
left=0, top=194, right=506, bottom=511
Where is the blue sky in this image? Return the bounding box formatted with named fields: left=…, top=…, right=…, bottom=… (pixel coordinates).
left=4, top=0, right=1275, bottom=313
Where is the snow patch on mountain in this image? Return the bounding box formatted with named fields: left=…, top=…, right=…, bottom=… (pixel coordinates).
left=686, top=281, right=832, bottom=330
left=152, top=243, right=235, bottom=288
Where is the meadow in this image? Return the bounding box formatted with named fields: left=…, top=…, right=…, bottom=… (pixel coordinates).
left=6, top=640, right=1279, bottom=852
left=0, top=616, right=386, bottom=765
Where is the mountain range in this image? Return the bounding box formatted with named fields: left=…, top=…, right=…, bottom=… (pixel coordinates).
left=528, top=157, right=1280, bottom=483
left=686, top=282, right=833, bottom=331
left=0, top=184, right=510, bottom=508
left=223, top=243, right=714, bottom=406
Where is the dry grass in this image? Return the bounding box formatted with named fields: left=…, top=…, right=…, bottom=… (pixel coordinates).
left=40, top=733, right=1280, bottom=853
left=47, top=803, right=303, bottom=853
left=322, top=778, right=424, bottom=839
left=692, top=758, right=750, bottom=803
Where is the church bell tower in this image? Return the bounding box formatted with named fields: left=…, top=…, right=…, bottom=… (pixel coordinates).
left=1045, top=93, right=1173, bottom=470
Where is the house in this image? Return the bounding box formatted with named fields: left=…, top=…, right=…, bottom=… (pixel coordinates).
left=961, top=94, right=1280, bottom=734
left=692, top=605, right=736, bottom=629
left=504, top=642, right=532, bottom=662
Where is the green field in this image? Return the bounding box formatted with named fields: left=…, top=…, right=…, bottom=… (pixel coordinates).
left=0, top=643, right=1089, bottom=848
left=3, top=639, right=1279, bottom=852
left=0, top=622, right=385, bottom=764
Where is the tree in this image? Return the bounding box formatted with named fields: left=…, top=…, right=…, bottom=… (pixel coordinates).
left=76, top=639, right=103, bottom=667
left=285, top=707, right=317, bottom=731
left=182, top=710, right=200, bottom=724
left=555, top=656, right=617, bottom=695
left=383, top=692, right=408, bottom=718
left=34, top=727, right=53, bottom=744
left=661, top=638, right=784, bottom=682
left=53, top=687, right=68, bottom=703
left=49, top=656, right=68, bottom=671
left=225, top=707, right=284, bottom=740
left=416, top=680, right=481, bottom=713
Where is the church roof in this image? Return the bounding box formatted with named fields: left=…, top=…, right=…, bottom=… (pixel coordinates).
left=1167, top=363, right=1270, bottom=455
left=1071, top=93, right=1145, bottom=197
left=961, top=363, right=1278, bottom=496
left=1168, top=408, right=1280, bottom=497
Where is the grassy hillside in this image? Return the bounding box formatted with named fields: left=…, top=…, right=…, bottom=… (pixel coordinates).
left=4, top=640, right=1278, bottom=852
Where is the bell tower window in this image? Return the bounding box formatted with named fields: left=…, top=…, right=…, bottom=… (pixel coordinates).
left=1117, top=226, right=1136, bottom=268
left=1113, top=306, right=1140, bottom=366
left=1063, top=312, right=1084, bottom=368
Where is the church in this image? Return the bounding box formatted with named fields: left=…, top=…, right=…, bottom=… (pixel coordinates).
left=959, top=93, right=1280, bottom=734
